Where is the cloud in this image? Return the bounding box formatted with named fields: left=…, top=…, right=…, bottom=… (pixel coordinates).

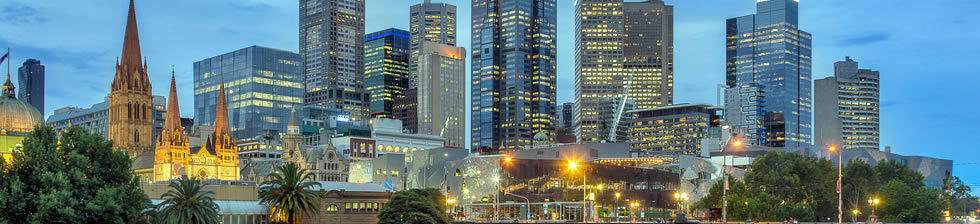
left=0, top=3, right=47, bottom=25
left=835, top=31, right=891, bottom=47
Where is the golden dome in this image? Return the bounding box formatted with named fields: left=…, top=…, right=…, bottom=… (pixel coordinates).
left=1, top=77, right=43, bottom=135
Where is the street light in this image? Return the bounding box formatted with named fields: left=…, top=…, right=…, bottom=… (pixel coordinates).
left=567, top=159, right=588, bottom=222
left=869, top=198, right=880, bottom=222
left=674, top=192, right=689, bottom=216
left=829, top=145, right=841, bottom=224
left=722, top=135, right=743, bottom=224
left=615, top=193, right=622, bottom=222
left=492, top=176, right=500, bottom=220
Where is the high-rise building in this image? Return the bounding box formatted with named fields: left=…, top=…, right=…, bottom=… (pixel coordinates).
left=109, top=0, right=155, bottom=164
left=416, top=41, right=466, bottom=147
left=300, top=0, right=368, bottom=122
left=596, top=96, right=636, bottom=143
left=17, top=59, right=44, bottom=116
left=574, top=0, right=673, bottom=143
left=725, top=0, right=812, bottom=147
left=559, top=102, right=573, bottom=129
left=410, top=0, right=456, bottom=88
left=193, top=46, right=303, bottom=139
left=471, top=0, right=557, bottom=153
left=627, top=103, right=721, bottom=155
left=393, top=89, right=418, bottom=133
left=365, top=28, right=410, bottom=118
left=814, top=56, right=880, bottom=150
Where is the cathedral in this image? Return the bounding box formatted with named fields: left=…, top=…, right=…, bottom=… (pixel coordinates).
left=152, top=72, right=239, bottom=182
left=108, top=0, right=238, bottom=181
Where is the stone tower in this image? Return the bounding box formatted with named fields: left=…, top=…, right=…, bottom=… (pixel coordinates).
left=109, top=0, right=154, bottom=161
left=282, top=108, right=306, bottom=168
left=210, top=81, right=240, bottom=180
left=153, top=71, right=190, bottom=181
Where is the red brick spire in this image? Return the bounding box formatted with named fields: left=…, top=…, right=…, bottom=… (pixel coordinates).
left=160, top=69, right=182, bottom=143
left=121, top=0, right=142, bottom=69
left=213, top=79, right=231, bottom=146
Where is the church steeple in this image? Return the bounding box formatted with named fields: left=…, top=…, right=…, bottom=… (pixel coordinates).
left=159, top=69, right=183, bottom=144
left=121, top=0, right=142, bottom=69
left=213, top=79, right=231, bottom=146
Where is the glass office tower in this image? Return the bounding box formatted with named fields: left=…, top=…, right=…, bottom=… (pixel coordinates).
left=471, top=0, right=557, bottom=153
left=17, top=59, right=44, bottom=117
left=365, top=28, right=410, bottom=118
left=300, top=0, right=367, bottom=122
left=193, top=46, right=303, bottom=139
left=409, top=0, right=456, bottom=88
left=725, top=0, right=812, bottom=147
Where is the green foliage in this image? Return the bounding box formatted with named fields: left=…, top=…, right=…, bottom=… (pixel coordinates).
left=0, top=126, right=148, bottom=223
left=692, top=151, right=948, bottom=223
left=258, top=162, right=323, bottom=224
left=878, top=180, right=945, bottom=223
left=153, top=176, right=220, bottom=224
left=944, top=176, right=978, bottom=217
left=378, top=188, right=451, bottom=224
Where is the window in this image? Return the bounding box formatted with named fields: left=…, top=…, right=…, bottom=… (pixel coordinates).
left=327, top=204, right=339, bottom=212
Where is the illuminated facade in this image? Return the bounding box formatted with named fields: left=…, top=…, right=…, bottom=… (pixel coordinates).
left=595, top=96, right=636, bottom=143
left=108, top=0, right=154, bottom=165
left=392, top=89, right=418, bottom=133
left=417, top=41, right=466, bottom=147
left=575, top=0, right=674, bottom=143
left=725, top=0, right=812, bottom=147
left=0, top=72, right=44, bottom=163
left=409, top=0, right=456, bottom=88
left=193, top=46, right=303, bottom=139
left=471, top=0, right=557, bottom=152
left=300, top=0, right=368, bottom=122
left=48, top=95, right=165, bottom=143
left=17, top=59, right=44, bottom=117
left=814, top=56, right=880, bottom=150
left=627, top=103, right=721, bottom=155
left=364, top=29, right=410, bottom=119
left=153, top=75, right=239, bottom=182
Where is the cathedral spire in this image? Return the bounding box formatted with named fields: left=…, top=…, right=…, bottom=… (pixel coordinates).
left=213, top=79, right=231, bottom=145
left=120, top=0, right=142, bottom=69
left=161, top=69, right=182, bottom=137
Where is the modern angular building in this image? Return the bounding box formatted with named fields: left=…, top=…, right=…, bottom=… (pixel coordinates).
left=416, top=41, right=466, bottom=147
left=409, top=0, right=456, bottom=88
left=364, top=28, right=410, bottom=119
left=627, top=103, right=722, bottom=155
left=193, top=46, right=303, bottom=139
left=574, top=0, right=674, bottom=143
left=814, top=56, right=880, bottom=150
left=300, top=0, right=368, bottom=122
left=17, top=59, right=44, bottom=116
left=471, top=0, right=557, bottom=153
left=595, top=96, right=636, bottom=143
left=725, top=0, right=812, bottom=147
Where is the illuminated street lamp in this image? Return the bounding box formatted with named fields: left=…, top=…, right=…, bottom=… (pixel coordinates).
left=615, top=192, right=622, bottom=222
left=722, top=134, right=743, bottom=224
left=674, top=192, right=689, bottom=215
left=829, top=145, right=842, bottom=224
left=869, top=198, right=880, bottom=222
left=567, top=159, right=588, bottom=222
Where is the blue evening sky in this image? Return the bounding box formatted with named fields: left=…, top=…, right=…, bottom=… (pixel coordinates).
left=1, top=0, right=977, bottom=192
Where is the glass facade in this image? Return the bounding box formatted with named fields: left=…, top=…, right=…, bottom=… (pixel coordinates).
left=17, top=59, right=44, bottom=116
left=627, top=104, right=721, bottom=155
left=416, top=41, right=466, bottom=147
left=574, top=0, right=674, bottom=143
left=471, top=0, right=557, bottom=152
left=364, top=28, right=410, bottom=118
left=725, top=0, right=812, bottom=147
left=193, top=46, right=303, bottom=139
left=409, top=0, right=456, bottom=88
left=300, top=0, right=368, bottom=122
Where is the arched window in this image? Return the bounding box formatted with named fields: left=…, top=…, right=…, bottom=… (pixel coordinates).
left=134, top=130, right=139, bottom=143
left=128, top=103, right=133, bottom=119
left=326, top=204, right=339, bottom=212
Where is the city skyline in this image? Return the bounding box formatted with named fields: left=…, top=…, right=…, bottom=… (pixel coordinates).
left=1, top=0, right=978, bottom=192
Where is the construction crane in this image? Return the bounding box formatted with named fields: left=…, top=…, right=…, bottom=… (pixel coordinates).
left=608, top=68, right=635, bottom=142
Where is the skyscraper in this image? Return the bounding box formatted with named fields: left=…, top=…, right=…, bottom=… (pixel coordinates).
left=471, top=0, right=557, bottom=152
left=725, top=0, right=812, bottom=147
left=559, top=102, right=573, bottom=129
left=416, top=41, right=466, bottom=147
left=300, top=0, right=367, bottom=122
left=410, top=0, right=456, bottom=88
left=574, top=0, right=673, bottom=143
left=814, top=56, right=880, bottom=150
left=109, top=0, right=154, bottom=163
left=365, top=28, right=410, bottom=118
left=193, top=46, right=303, bottom=139
left=17, top=59, right=44, bottom=116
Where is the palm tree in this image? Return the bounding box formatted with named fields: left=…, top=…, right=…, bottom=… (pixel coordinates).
left=156, top=176, right=220, bottom=224
left=259, top=162, right=323, bottom=224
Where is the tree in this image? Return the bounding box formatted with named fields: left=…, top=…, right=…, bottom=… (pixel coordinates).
left=742, top=151, right=836, bottom=221
left=154, top=176, right=220, bottom=224
left=878, top=180, right=945, bottom=223
left=258, top=162, right=322, bottom=224
left=0, top=126, right=147, bottom=223
left=377, top=188, right=451, bottom=224
left=874, top=159, right=924, bottom=189
left=842, top=159, right=877, bottom=221
left=944, top=176, right=977, bottom=216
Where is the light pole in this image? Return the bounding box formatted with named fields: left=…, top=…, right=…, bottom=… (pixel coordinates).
left=629, top=201, right=639, bottom=222
left=615, top=192, right=621, bottom=222
left=722, top=130, right=741, bottom=224
left=674, top=192, right=689, bottom=219
left=506, top=192, right=531, bottom=220
left=493, top=175, right=500, bottom=220
left=568, top=159, right=587, bottom=222
left=869, top=198, right=880, bottom=222
left=829, top=145, right=841, bottom=224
